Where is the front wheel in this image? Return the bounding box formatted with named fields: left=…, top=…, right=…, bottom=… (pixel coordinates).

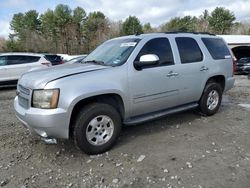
left=73, top=103, right=121, bottom=154
left=198, top=82, right=223, bottom=116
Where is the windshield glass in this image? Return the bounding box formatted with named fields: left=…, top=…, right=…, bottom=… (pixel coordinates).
left=83, top=38, right=140, bottom=66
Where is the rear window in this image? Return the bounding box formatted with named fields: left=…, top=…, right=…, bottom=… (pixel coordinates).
left=176, top=37, right=203, bottom=64
left=6, top=55, right=40, bottom=65
left=44, top=55, right=62, bottom=62
left=202, top=38, right=231, bottom=60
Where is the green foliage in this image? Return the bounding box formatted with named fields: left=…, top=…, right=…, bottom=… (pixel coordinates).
left=3, top=5, right=241, bottom=53
left=143, top=23, right=154, bottom=33
left=208, top=7, right=236, bottom=34
left=83, top=11, right=110, bottom=52
left=73, top=7, right=87, bottom=25
left=121, top=16, right=143, bottom=35
left=162, top=16, right=198, bottom=32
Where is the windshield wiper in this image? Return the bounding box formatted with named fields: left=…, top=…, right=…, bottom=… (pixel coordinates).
left=83, top=60, right=106, bottom=66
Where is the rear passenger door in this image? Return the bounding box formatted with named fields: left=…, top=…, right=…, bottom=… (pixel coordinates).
left=174, top=37, right=207, bottom=104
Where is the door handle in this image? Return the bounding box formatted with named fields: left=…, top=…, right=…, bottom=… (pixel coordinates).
left=167, top=71, right=179, bottom=77
left=200, top=66, right=209, bottom=71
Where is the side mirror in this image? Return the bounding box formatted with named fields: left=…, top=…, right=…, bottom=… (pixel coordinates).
left=134, top=54, right=159, bottom=70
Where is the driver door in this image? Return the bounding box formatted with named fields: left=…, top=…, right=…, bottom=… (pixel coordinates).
left=128, top=37, right=182, bottom=117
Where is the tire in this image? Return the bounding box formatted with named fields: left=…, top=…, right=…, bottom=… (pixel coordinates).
left=198, top=82, right=223, bottom=116
left=73, top=103, right=121, bottom=155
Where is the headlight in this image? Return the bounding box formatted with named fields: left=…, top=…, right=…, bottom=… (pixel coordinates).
left=32, top=89, right=59, bottom=109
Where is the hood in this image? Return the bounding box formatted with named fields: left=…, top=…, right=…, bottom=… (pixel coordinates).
left=19, top=63, right=109, bottom=89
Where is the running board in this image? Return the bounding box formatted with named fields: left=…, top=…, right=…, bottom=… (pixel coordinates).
left=124, top=103, right=198, bottom=125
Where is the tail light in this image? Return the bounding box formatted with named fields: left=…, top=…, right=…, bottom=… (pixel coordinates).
left=232, top=56, right=237, bottom=75
left=59, top=60, right=64, bottom=64
left=41, top=62, right=51, bottom=67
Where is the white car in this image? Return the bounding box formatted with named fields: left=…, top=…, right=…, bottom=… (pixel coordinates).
left=0, top=53, right=52, bottom=85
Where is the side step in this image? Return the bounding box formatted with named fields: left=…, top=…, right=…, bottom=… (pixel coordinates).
left=124, top=103, right=198, bottom=126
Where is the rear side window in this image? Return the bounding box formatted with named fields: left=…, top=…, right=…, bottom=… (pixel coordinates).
left=202, top=38, right=231, bottom=60
left=136, top=37, right=174, bottom=66
left=6, top=55, right=40, bottom=65
left=176, top=37, right=203, bottom=64
left=0, top=56, right=7, bottom=66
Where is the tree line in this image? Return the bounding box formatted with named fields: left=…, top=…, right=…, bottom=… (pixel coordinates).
left=0, top=5, right=249, bottom=54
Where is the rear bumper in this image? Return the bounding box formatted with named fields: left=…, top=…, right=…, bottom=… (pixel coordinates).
left=14, top=96, right=70, bottom=139
left=224, top=77, right=235, bottom=92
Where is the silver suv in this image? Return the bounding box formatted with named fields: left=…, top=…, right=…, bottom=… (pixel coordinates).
left=14, top=32, right=235, bottom=154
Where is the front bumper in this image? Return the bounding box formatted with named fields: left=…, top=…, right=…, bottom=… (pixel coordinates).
left=14, top=96, right=70, bottom=139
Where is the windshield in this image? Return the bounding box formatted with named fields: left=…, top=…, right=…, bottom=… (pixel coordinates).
left=83, top=38, right=140, bottom=66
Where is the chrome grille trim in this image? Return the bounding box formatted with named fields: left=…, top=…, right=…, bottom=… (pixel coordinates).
left=19, top=85, right=30, bottom=95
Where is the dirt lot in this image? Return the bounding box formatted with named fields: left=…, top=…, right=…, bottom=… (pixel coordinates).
left=0, top=75, right=250, bottom=188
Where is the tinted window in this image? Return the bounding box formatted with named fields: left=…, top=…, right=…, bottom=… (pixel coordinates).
left=44, top=55, right=62, bottom=65
left=176, top=37, right=203, bottom=64
left=0, top=56, right=7, bottom=66
left=136, top=38, right=174, bottom=67
left=6, top=55, right=40, bottom=65
left=202, top=38, right=231, bottom=60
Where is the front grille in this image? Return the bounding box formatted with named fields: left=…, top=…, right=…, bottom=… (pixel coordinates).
left=18, top=96, right=29, bottom=109
left=19, top=85, right=30, bottom=95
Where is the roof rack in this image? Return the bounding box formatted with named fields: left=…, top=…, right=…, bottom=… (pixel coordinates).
left=134, top=31, right=216, bottom=36
left=164, top=31, right=215, bottom=36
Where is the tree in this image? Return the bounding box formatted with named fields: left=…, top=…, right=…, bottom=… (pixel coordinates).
left=197, top=10, right=210, bottom=32
left=83, top=11, right=110, bottom=52
left=121, top=16, right=143, bottom=35
left=143, top=23, right=154, bottom=33
left=208, top=7, right=236, bottom=34
left=10, top=10, right=40, bottom=51
left=161, top=16, right=197, bottom=32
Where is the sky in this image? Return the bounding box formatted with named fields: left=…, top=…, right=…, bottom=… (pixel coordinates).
left=1, top=0, right=250, bottom=39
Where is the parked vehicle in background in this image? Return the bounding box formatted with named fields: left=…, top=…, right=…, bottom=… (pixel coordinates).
left=14, top=32, right=235, bottom=154
left=235, top=57, right=250, bottom=74
left=66, top=55, right=87, bottom=64
left=57, top=54, right=87, bottom=62
left=44, top=54, right=64, bottom=66
left=0, top=53, right=52, bottom=85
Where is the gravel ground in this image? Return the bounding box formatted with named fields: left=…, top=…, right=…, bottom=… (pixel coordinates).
left=0, top=75, right=250, bottom=188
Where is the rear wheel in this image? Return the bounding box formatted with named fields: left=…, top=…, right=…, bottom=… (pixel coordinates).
left=198, top=82, right=222, bottom=116
left=73, top=103, right=121, bottom=154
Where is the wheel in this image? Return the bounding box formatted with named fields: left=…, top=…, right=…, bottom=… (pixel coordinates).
left=73, top=103, right=121, bottom=154
left=198, top=82, right=222, bottom=116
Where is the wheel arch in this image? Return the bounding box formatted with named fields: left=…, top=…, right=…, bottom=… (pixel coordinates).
left=69, top=93, right=125, bottom=138
left=205, top=75, right=225, bottom=92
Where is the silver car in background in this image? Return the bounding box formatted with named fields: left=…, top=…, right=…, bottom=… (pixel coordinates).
left=0, top=53, right=52, bottom=85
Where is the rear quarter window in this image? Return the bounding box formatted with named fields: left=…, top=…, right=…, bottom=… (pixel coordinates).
left=202, top=38, right=231, bottom=60
left=175, top=37, right=203, bottom=64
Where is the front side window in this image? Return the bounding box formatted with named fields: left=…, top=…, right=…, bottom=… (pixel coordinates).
left=176, top=37, right=203, bottom=64
left=0, top=56, right=6, bottom=66
left=83, top=38, right=140, bottom=66
left=135, top=37, right=174, bottom=67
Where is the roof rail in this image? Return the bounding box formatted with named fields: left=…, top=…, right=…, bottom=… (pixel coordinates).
left=164, top=31, right=215, bottom=36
